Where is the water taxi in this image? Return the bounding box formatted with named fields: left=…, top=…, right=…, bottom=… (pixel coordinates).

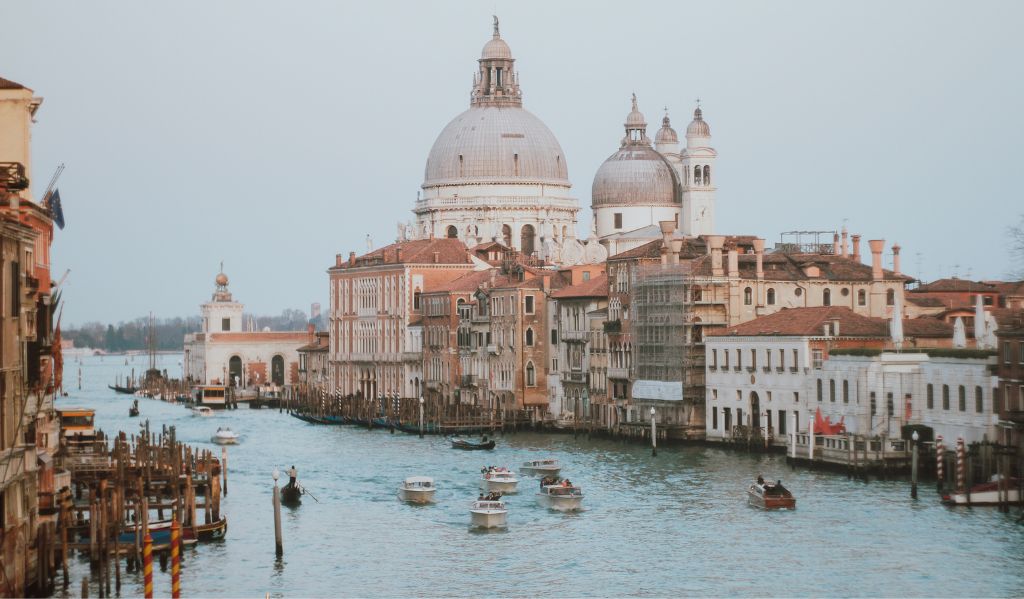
left=399, top=476, right=437, bottom=504
left=195, top=385, right=228, bottom=409
left=480, top=467, right=518, bottom=494
left=56, top=408, right=96, bottom=442
left=211, top=427, right=239, bottom=445
left=192, top=406, right=214, bottom=417
left=469, top=499, right=508, bottom=529
left=521, top=458, right=561, bottom=477
left=536, top=480, right=584, bottom=511
left=943, top=475, right=1023, bottom=506
left=748, top=478, right=796, bottom=510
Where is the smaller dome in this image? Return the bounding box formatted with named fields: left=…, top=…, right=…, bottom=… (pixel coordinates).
left=481, top=37, right=512, bottom=60
left=625, top=93, right=646, bottom=128
left=216, top=273, right=229, bottom=287
left=686, top=106, right=711, bottom=137
left=655, top=113, right=678, bottom=144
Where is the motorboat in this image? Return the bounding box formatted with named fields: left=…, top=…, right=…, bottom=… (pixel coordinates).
left=469, top=499, right=508, bottom=529
left=521, top=458, right=561, bottom=477
left=480, top=467, right=518, bottom=494
left=211, top=427, right=239, bottom=445
left=399, top=476, right=437, bottom=504
left=449, top=436, right=495, bottom=450
left=536, top=480, right=584, bottom=511
left=192, top=406, right=214, bottom=417
left=748, top=478, right=796, bottom=510
left=943, top=475, right=1022, bottom=506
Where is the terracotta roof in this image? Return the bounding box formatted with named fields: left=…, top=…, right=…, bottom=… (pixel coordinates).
left=707, top=306, right=951, bottom=338
left=990, top=308, right=1024, bottom=328
left=913, top=278, right=997, bottom=293
left=334, top=238, right=472, bottom=269
left=992, top=280, right=1024, bottom=296
left=551, top=274, right=609, bottom=299
left=906, top=296, right=945, bottom=308
left=429, top=268, right=498, bottom=293
left=0, top=76, right=28, bottom=90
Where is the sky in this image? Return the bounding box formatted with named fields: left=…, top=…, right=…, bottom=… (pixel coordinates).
left=2, top=0, right=1022, bottom=326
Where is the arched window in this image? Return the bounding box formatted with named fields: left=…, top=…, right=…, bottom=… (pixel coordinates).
left=521, top=224, right=536, bottom=255
left=694, top=165, right=702, bottom=185
left=525, top=328, right=534, bottom=346
left=975, top=386, right=983, bottom=413
left=446, top=225, right=458, bottom=239
left=823, top=288, right=831, bottom=306
left=692, top=286, right=703, bottom=302
left=886, top=289, right=895, bottom=306
left=703, top=165, right=711, bottom=185
left=766, top=288, right=776, bottom=305
left=829, top=379, right=836, bottom=402
left=816, top=379, right=823, bottom=402
left=525, top=362, right=536, bottom=387
left=942, top=384, right=950, bottom=410
left=958, top=385, right=966, bottom=411
left=743, top=287, right=753, bottom=305
left=857, top=289, right=866, bottom=306
left=927, top=383, right=934, bottom=409
left=842, top=379, right=849, bottom=403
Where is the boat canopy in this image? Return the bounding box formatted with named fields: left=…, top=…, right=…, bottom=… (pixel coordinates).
left=405, top=476, right=434, bottom=485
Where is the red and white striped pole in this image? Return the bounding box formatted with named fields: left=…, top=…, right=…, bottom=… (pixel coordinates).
left=143, top=533, right=153, bottom=599
left=935, top=435, right=944, bottom=493
left=955, top=436, right=966, bottom=493
left=170, top=519, right=181, bottom=599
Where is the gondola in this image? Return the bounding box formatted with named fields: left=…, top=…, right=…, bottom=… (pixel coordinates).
left=128, top=400, right=140, bottom=417
left=449, top=436, right=496, bottom=450
left=394, top=421, right=441, bottom=435
left=108, top=384, right=138, bottom=394
left=281, top=482, right=302, bottom=506
left=194, top=516, right=228, bottom=541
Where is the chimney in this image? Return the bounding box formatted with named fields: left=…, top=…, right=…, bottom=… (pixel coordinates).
left=707, top=235, right=725, bottom=277
left=659, top=220, right=675, bottom=247
left=307, top=323, right=315, bottom=340
left=841, top=228, right=849, bottom=258
left=336, top=253, right=343, bottom=268
left=727, top=247, right=739, bottom=278
left=753, top=238, right=765, bottom=279
left=670, top=239, right=684, bottom=265
left=542, top=275, right=550, bottom=293
left=892, top=243, right=901, bottom=276
left=832, top=233, right=840, bottom=256
left=432, top=251, right=440, bottom=264
left=348, top=251, right=356, bottom=267
left=852, top=235, right=862, bottom=262
left=869, top=239, right=885, bottom=280
left=660, top=244, right=669, bottom=266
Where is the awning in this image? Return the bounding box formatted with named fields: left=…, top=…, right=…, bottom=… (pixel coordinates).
left=631, top=380, right=683, bottom=402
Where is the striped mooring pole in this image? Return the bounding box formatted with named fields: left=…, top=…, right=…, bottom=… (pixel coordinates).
left=955, top=436, right=966, bottom=493
left=935, top=435, right=944, bottom=492
left=143, top=534, right=153, bottom=599
left=171, top=520, right=181, bottom=599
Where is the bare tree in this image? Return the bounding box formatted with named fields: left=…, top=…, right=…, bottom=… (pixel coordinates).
left=1010, top=213, right=1024, bottom=279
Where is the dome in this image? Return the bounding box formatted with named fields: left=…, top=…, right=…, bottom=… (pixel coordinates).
left=591, top=145, right=681, bottom=207
left=481, top=37, right=512, bottom=60
left=625, top=93, right=646, bottom=128
left=215, top=272, right=228, bottom=287
left=686, top=106, right=711, bottom=137
left=423, top=105, right=570, bottom=187
left=655, top=113, right=678, bottom=144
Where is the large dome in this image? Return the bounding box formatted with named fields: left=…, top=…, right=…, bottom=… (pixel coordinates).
left=423, top=106, right=570, bottom=187
left=591, top=145, right=680, bottom=207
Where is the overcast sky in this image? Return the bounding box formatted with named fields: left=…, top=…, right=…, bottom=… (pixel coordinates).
left=3, top=0, right=1022, bottom=326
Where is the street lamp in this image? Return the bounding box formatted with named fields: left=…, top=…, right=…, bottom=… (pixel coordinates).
left=271, top=468, right=283, bottom=556
left=419, top=396, right=425, bottom=438
left=650, top=407, right=657, bottom=457
left=911, top=430, right=920, bottom=499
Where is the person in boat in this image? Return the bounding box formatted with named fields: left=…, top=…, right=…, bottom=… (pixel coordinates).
left=757, top=475, right=765, bottom=486
left=287, top=465, right=298, bottom=488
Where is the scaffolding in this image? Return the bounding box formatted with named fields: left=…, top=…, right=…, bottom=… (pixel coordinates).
left=633, top=262, right=693, bottom=384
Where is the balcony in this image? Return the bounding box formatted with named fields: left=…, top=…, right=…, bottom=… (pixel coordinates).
left=603, top=320, right=622, bottom=334
left=461, top=375, right=478, bottom=387
left=789, top=367, right=799, bottom=373
left=776, top=367, right=784, bottom=373
left=608, top=367, right=629, bottom=380
left=733, top=366, right=742, bottom=372
left=746, top=367, right=756, bottom=373
left=487, top=344, right=500, bottom=355
left=762, top=367, right=771, bottom=374
left=563, top=371, right=586, bottom=383
left=561, top=329, right=589, bottom=342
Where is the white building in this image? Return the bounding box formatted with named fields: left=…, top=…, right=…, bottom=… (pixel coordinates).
left=183, top=271, right=309, bottom=388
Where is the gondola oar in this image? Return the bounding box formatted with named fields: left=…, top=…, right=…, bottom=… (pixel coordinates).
left=299, top=484, right=321, bottom=503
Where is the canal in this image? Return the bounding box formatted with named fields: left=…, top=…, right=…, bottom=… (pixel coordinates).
left=57, top=354, right=1024, bottom=597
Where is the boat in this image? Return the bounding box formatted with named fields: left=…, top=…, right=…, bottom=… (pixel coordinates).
left=113, top=520, right=197, bottom=549
left=747, top=478, right=796, bottom=510
left=521, top=458, right=561, bottom=477
left=281, top=482, right=302, bottom=506
left=399, top=476, right=437, bottom=504
left=108, top=383, right=138, bottom=394
left=469, top=499, right=508, bottom=529
left=128, top=400, right=140, bottom=418
left=192, top=406, right=214, bottom=417
left=942, top=475, right=1023, bottom=506
left=480, top=467, right=518, bottom=494
left=193, top=516, right=228, bottom=541
left=56, top=408, right=96, bottom=442
left=195, top=385, right=228, bottom=409
left=536, top=480, right=584, bottom=511
left=449, top=436, right=496, bottom=450
left=211, top=427, right=239, bottom=445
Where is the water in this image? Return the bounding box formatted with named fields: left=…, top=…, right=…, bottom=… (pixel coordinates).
left=58, top=354, right=1024, bottom=597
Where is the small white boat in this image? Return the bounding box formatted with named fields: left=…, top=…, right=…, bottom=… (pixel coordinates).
left=469, top=499, right=508, bottom=529
left=943, top=475, right=1022, bottom=506
left=480, top=468, right=518, bottom=494
left=399, top=476, right=436, bottom=504
left=521, top=458, right=561, bottom=477
left=211, top=427, right=239, bottom=444
left=192, top=406, right=214, bottom=417
left=536, top=481, right=584, bottom=512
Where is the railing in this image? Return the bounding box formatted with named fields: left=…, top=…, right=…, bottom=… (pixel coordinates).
left=560, top=329, right=589, bottom=342
left=563, top=371, right=586, bottom=383
left=608, top=367, right=629, bottom=380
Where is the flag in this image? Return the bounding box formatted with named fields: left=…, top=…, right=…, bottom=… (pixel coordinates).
left=47, top=188, right=66, bottom=229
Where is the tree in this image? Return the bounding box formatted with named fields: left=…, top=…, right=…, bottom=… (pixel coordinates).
left=1010, top=213, right=1024, bottom=279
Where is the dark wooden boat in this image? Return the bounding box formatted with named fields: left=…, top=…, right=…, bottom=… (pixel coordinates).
left=449, top=436, right=496, bottom=450
left=109, top=384, right=138, bottom=394
left=128, top=400, right=140, bottom=417
left=281, top=482, right=302, bottom=506
left=395, top=421, right=441, bottom=435
left=748, top=479, right=796, bottom=510
left=194, top=516, right=228, bottom=541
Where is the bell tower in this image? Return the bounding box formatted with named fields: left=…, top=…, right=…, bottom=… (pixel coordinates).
left=201, top=266, right=244, bottom=334
left=680, top=103, right=717, bottom=236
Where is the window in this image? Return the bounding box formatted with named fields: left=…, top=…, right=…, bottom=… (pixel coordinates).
left=779, top=349, right=785, bottom=370
left=942, top=385, right=950, bottom=410
left=703, top=165, right=711, bottom=185
left=222, top=318, right=230, bottom=332
left=750, top=349, right=757, bottom=370
left=1019, top=342, right=1024, bottom=364
left=736, top=349, right=742, bottom=370
left=711, top=349, right=718, bottom=368
left=829, top=379, right=836, bottom=402
left=551, top=329, right=558, bottom=344
left=1005, top=342, right=1013, bottom=364
left=767, top=288, right=776, bottom=305
left=446, top=225, right=458, bottom=238
left=723, top=350, right=730, bottom=369
left=886, top=289, right=895, bottom=306
left=843, top=380, right=849, bottom=404
left=525, top=328, right=534, bottom=346
left=743, top=287, right=753, bottom=305
left=870, top=392, right=877, bottom=415
left=712, top=406, right=718, bottom=430
left=887, top=393, right=894, bottom=417
left=526, top=362, right=536, bottom=386
left=823, top=288, right=831, bottom=306
left=857, top=289, right=866, bottom=306
left=975, top=386, right=983, bottom=413
left=816, top=379, right=823, bottom=402
left=812, top=349, right=823, bottom=369
left=614, top=213, right=623, bottom=229
left=792, top=349, right=799, bottom=370
left=958, top=385, right=966, bottom=412
left=927, top=384, right=934, bottom=409
left=413, top=291, right=421, bottom=310
left=712, top=389, right=718, bottom=400
left=583, top=271, right=590, bottom=281
left=524, top=295, right=535, bottom=314
left=794, top=391, right=799, bottom=403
